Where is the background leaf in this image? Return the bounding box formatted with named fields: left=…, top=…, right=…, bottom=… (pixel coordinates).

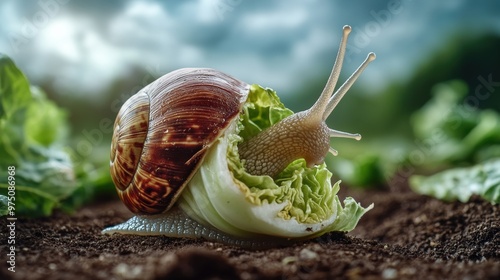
left=0, top=54, right=31, bottom=120
left=410, top=158, right=500, bottom=204
left=0, top=54, right=79, bottom=217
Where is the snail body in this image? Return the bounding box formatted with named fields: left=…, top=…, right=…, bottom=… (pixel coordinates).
left=104, top=26, right=375, bottom=244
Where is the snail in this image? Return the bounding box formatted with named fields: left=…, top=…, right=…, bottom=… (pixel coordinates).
left=103, top=25, right=375, bottom=246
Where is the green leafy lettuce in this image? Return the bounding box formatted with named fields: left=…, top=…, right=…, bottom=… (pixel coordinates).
left=410, top=158, right=500, bottom=204
left=178, top=85, right=372, bottom=239
left=411, top=80, right=500, bottom=166
left=408, top=80, right=500, bottom=204
left=0, top=54, right=78, bottom=217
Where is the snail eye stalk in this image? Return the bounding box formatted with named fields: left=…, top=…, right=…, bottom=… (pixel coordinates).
left=238, top=25, right=375, bottom=176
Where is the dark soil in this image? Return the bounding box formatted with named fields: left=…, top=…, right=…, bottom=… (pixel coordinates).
left=1, top=184, right=499, bottom=280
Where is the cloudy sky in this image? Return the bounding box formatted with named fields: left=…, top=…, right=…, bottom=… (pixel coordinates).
left=1, top=0, right=499, bottom=101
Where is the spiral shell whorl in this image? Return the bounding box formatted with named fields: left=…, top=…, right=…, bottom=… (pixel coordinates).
left=110, top=68, right=250, bottom=214
left=110, top=92, right=149, bottom=193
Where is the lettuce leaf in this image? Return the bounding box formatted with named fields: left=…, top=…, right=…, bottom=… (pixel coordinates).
left=25, top=86, right=69, bottom=146
left=410, top=158, right=500, bottom=204
left=0, top=54, right=31, bottom=120
left=410, top=80, right=500, bottom=166
left=178, top=85, right=372, bottom=238
left=0, top=54, right=77, bottom=217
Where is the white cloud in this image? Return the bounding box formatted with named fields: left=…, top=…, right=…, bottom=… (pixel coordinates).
left=38, top=17, right=80, bottom=62
left=23, top=14, right=128, bottom=95
left=240, top=6, right=308, bottom=33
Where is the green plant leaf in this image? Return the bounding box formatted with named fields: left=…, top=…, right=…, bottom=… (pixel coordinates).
left=410, top=80, right=500, bottom=166
left=25, top=87, right=69, bottom=146
left=0, top=54, right=31, bottom=120
left=0, top=54, right=79, bottom=217
left=410, top=158, right=500, bottom=204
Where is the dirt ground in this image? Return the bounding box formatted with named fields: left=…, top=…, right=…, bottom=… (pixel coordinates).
left=1, top=183, right=499, bottom=280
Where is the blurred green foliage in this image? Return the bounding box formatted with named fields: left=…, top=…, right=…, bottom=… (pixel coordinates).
left=0, top=54, right=114, bottom=217
left=411, top=80, right=500, bottom=166
left=410, top=158, right=500, bottom=204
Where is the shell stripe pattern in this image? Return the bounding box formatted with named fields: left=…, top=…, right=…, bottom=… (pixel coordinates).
left=110, top=68, right=250, bottom=214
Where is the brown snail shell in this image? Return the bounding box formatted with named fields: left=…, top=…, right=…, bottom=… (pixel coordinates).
left=110, top=68, right=250, bottom=214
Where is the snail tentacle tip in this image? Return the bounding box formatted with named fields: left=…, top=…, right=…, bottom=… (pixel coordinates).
left=329, top=129, right=362, bottom=141
left=367, top=52, right=376, bottom=62
left=343, top=25, right=352, bottom=34
left=329, top=147, right=339, bottom=156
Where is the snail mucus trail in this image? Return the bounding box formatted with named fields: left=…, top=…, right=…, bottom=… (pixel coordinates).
left=104, top=25, right=375, bottom=246
left=239, top=25, right=375, bottom=178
